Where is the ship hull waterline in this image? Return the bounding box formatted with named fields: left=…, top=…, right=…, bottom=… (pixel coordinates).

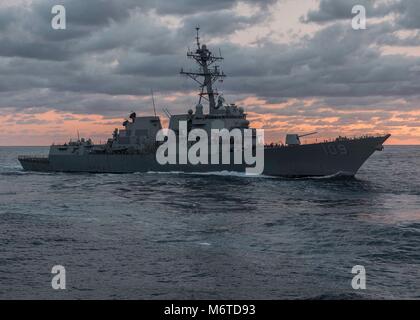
left=18, top=135, right=390, bottom=178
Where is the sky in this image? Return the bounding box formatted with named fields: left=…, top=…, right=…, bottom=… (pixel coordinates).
left=0, top=0, right=420, bottom=145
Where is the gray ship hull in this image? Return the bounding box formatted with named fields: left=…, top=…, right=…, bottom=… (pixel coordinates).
left=18, top=135, right=390, bottom=177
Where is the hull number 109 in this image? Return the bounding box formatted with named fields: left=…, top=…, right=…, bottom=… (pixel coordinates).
left=322, top=144, right=348, bottom=156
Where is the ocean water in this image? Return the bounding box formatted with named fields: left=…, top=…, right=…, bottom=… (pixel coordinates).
left=0, top=146, right=419, bottom=300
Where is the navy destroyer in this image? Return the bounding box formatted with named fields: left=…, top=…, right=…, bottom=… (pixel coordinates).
left=19, top=29, right=390, bottom=177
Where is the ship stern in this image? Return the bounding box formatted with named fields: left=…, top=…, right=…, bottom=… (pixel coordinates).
left=18, top=156, right=52, bottom=172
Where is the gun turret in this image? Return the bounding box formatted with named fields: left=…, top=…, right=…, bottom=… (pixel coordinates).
left=286, top=132, right=318, bottom=146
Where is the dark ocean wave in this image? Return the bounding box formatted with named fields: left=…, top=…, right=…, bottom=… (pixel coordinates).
left=0, top=146, right=419, bottom=299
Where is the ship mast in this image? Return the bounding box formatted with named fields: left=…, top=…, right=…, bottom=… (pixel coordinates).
left=180, top=28, right=226, bottom=114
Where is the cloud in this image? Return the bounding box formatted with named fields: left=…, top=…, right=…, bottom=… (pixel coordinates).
left=301, top=0, right=392, bottom=24
left=1, top=0, right=419, bottom=101
left=391, top=0, right=420, bottom=29
left=145, top=0, right=276, bottom=15
left=302, top=0, right=420, bottom=33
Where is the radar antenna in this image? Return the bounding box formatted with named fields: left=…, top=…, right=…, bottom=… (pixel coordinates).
left=180, top=28, right=226, bottom=114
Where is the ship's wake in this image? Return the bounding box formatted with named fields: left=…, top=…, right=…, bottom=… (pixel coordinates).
left=299, top=171, right=356, bottom=180
left=145, top=170, right=276, bottom=179
left=144, top=170, right=355, bottom=180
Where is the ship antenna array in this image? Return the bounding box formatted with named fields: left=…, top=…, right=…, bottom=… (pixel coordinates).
left=162, top=108, right=172, bottom=118
left=180, top=28, right=226, bottom=114
left=151, top=89, right=157, bottom=117
left=195, top=26, right=201, bottom=49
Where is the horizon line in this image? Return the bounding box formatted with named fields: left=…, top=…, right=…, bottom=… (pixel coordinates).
left=1, top=144, right=419, bottom=147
